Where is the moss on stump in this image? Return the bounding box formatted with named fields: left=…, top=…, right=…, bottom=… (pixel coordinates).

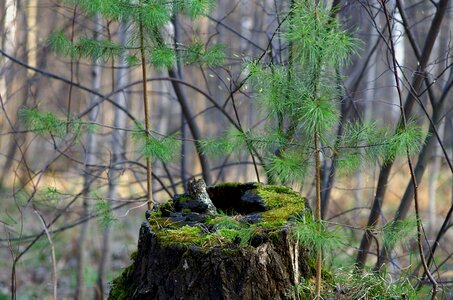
left=109, top=182, right=314, bottom=300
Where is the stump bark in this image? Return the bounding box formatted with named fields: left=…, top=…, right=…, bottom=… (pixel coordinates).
left=109, top=182, right=314, bottom=300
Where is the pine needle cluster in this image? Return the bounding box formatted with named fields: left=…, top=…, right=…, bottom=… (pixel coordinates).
left=20, top=107, right=87, bottom=139
left=47, top=0, right=224, bottom=68
left=132, top=124, right=181, bottom=163
left=26, top=0, right=226, bottom=168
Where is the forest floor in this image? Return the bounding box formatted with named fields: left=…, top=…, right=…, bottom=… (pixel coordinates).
left=0, top=163, right=452, bottom=299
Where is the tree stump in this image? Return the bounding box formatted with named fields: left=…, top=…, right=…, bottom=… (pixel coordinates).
left=108, top=182, right=315, bottom=300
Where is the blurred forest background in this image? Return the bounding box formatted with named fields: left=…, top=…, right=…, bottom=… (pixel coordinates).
left=0, top=0, right=452, bottom=299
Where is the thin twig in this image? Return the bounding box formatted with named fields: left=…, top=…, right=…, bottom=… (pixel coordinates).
left=380, top=1, right=438, bottom=298
left=34, top=210, right=57, bottom=300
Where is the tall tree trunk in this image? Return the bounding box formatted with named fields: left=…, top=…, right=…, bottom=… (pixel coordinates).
left=74, top=14, right=102, bottom=300
left=172, top=14, right=187, bottom=190
left=167, top=68, right=212, bottom=185
left=0, top=0, right=28, bottom=187
left=95, top=20, right=129, bottom=300
left=428, top=120, right=444, bottom=234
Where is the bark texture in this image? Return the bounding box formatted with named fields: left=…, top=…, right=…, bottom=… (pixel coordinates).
left=109, top=183, right=314, bottom=300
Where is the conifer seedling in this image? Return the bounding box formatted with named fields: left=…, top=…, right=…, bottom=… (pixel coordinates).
left=201, top=1, right=424, bottom=298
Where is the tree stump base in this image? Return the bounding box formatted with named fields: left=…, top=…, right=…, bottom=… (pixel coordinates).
left=109, top=182, right=315, bottom=300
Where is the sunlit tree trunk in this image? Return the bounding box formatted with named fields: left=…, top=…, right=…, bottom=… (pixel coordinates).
left=74, top=14, right=102, bottom=300
left=172, top=15, right=187, bottom=190
left=428, top=120, right=444, bottom=234
left=0, top=0, right=20, bottom=186
left=95, top=20, right=129, bottom=300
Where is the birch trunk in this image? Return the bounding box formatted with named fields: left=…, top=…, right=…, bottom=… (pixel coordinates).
left=95, top=20, right=129, bottom=299
left=74, top=14, right=102, bottom=300
left=428, top=121, right=444, bottom=235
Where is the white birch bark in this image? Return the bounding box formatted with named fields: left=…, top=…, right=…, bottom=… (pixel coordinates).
left=0, top=0, right=17, bottom=157
left=75, top=14, right=102, bottom=300
left=0, top=0, right=17, bottom=99
left=428, top=120, right=444, bottom=235
left=96, top=20, right=129, bottom=299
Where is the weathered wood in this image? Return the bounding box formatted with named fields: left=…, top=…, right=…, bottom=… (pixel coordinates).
left=109, top=183, right=314, bottom=300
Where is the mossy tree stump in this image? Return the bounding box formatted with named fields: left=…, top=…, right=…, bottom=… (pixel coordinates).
left=109, top=182, right=315, bottom=300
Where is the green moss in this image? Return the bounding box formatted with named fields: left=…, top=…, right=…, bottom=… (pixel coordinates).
left=207, top=214, right=241, bottom=229
left=174, top=194, right=193, bottom=202
left=108, top=263, right=136, bottom=299
left=159, top=200, right=174, bottom=216
left=129, top=251, right=137, bottom=261
left=221, top=248, right=241, bottom=255
left=214, top=227, right=252, bottom=247
left=149, top=183, right=308, bottom=250
left=256, top=184, right=305, bottom=225
left=256, top=184, right=301, bottom=208
left=156, top=225, right=210, bottom=247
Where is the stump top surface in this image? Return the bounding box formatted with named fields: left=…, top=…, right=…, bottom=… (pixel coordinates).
left=147, top=182, right=310, bottom=250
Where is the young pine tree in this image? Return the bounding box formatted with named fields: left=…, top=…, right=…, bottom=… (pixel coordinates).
left=30, top=0, right=224, bottom=209
left=22, top=1, right=224, bottom=297
left=201, top=1, right=424, bottom=298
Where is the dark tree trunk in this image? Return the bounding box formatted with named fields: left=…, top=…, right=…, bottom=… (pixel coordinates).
left=124, top=224, right=312, bottom=300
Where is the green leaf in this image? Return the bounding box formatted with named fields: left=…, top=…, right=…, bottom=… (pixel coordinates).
left=286, top=1, right=358, bottom=67
left=249, top=130, right=288, bottom=153
left=183, top=42, right=225, bottom=66
left=142, top=135, right=181, bottom=163
left=133, top=124, right=181, bottom=163
left=183, top=41, right=204, bottom=64
left=248, top=64, right=292, bottom=116
left=138, top=2, right=171, bottom=30
left=127, top=55, right=140, bottom=66
left=74, top=37, right=123, bottom=61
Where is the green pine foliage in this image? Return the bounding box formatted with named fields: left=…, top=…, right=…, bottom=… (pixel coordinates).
left=202, top=1, right=425, bottom=182
left=382, top=217, right=417, bottom=251
left=149, top=44, right=176, bottom=69
left=266, top=151, right=308, bottom=185
left=20, top=107, right=86, bottom=139
left=200, top=127, right=248, bottom=157
left=292, top=215, right=343, bottom=256
left=385, top=119, right=425, bottom=161
left=176, top=0, right=216, bottom=18
left=48, top=0, right=225, bottom=68
left=330, top=268, right=418, bottom=299
left=202, top=2, right=360, bottom=184
left=94, top=199, right=117, bottom=228
left=285, top=1, right=358, bottom=67
left=132, top=124, right=181, bottom=163
left=183, top=41, right=225, bottom=67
